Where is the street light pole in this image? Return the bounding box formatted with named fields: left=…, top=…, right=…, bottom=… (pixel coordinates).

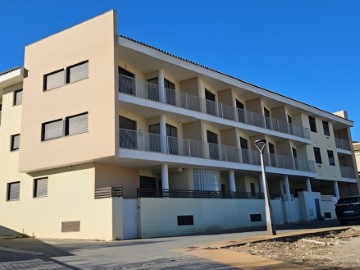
left=255, top=139, right=276, bottom=235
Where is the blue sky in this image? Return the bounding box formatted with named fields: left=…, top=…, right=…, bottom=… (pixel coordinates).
left=1, top=1, right=359, bottom=140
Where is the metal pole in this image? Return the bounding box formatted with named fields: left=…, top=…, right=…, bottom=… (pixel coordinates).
left=256, top=139, right=276, bottom=235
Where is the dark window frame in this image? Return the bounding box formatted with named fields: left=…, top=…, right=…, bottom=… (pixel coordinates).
left=13, top=89, right=23, bottom=106
left=10, top=134, right=20, bottom=151
left=309, top=116, right=317, bottom=133
left=64, top=112, right=89, bottom=136
left=66, top=61, right=89, bottom=84
left=43, top=69, right=65, bottom=91
left=327, top=150, right=335, bottom=166
left=7, top=181, right=20, bottom=201
left=322, top=121, right=330, bottom=136
left=41, top=119, right=64, bottom=141
left=33, top=177, right=48, bottom=198
left=313, top=147, right=322, bottom=164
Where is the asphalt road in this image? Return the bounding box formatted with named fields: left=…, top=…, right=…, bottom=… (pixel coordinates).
left=0, top=220, right=342, bottom=270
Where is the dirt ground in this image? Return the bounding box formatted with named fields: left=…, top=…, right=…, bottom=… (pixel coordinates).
left=230, top=226, right=360, bottom=270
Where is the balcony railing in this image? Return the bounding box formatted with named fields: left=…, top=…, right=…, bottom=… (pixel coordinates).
left=340, top=166, right=356, bottom=179
left=119, top=128, right=316, bottom=173
left=119, top=75, right=310, bottom=140
left=95, top=187, right=123, bottom=199
left=335, top=137, right=351, bottom=151
left=137, top=188, right=265, bottom=199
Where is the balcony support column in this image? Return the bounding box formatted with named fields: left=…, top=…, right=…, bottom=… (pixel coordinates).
left=229, top=170, right=236, bottom=193
left=284, top=176, right=294, bottom=223
left=158, top=69, right=166, bottom=103
left=306, top=178, right=312, bottom=192
left=334, top=181, right=340, bottom=199
left=161, top=163, right=169, bottom=191
left=160, top=114, right=167, bottom=154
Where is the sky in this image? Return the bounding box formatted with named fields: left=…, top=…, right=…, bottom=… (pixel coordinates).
left=1, top=0, right=359, bottom=140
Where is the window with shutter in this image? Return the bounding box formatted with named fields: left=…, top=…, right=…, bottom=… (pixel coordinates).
left=34, top=178, right=48, bottom=198
left=7, top=182, right=20, bottom=201
left=13, top=89, right=23, bottom=106
left=42, top=120, right=63, bottom=141
left=66, top=113, right=88, bottom=136
left=67, top=61, right=88, bottom=83
left=11, top=134, right=20, bottom=151
left=44, top=70, right=65, bottom=90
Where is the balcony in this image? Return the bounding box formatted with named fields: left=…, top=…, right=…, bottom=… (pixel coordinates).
left=94, top=187, right=123, bottom=199
left=137, top=188, right=265, bottom=199
left=335, top=137, right=351, bottom=151
left=119, top=75, right=310, bottom=140
left=119, top=128, right=315, bottom=173
left=340, top=166, right=357, bottom=179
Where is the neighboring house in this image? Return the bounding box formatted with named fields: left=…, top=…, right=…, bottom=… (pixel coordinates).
left=0, top=10, right=358, bottom=240
left=353, top=142, right=360, bottom=179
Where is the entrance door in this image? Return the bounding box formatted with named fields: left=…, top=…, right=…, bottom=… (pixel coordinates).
left=149, top=124, right=161, bottom=152
left=240, top=137, right=249, bottom=163
left=119, top=116, right=137, bottom=149
left=287, top=114, right=293, bottom=134
left=268, top=142, right=276, bottom=166
left=205, top=89, right=217, bottom=116
left=118, top=67, right=135, bottom=95
left=264, top=107, right=271, bottom=129
left=207, top=130, right=219, bottom=159
left=149, top=123, right=178, bottom=154
left=166, top=124, right=178, bottom=155
left=292, top=147, right=298, bottom=170
left=147, top=77, right=160, bottom=101
left=164, top=78, right=176, bottom=105
left=236, top=100, right=245, bottom=123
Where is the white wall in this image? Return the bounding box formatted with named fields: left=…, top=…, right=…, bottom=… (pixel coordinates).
left=138, top=198, right=284, bottom=238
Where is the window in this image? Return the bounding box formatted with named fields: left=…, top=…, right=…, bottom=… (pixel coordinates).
left=313, top=147, right=322, bottom=164
left=309, top=116, right=317, bottom=132
left=43, top=61, right=89, bottom=91
left=164, top=78, right=176, bottom=105
left=65, top=113, right=88, bottom=136
left=10, top=134, right=20, bottom=151
left=250, top=183, right=256, bottom=196
left=13, top=89, right=23, bottom=106
left=205, top=89, right=216, bottom=115
left=67, top=61, right=89, bottom=84
left=7, top=182, right=20, bottom=201
left=34, top=178, right=48, bottom=198
left=42, top=119, right=63, bottom=141
left=44, top=69, right=65, bottom=90
left=327, top=150, right=335, bottom=166
left=323, top=121, right=330, bottom=136
left=193, top=168, right=220, bottom=191
left=42, top=112, right=88, bottom=141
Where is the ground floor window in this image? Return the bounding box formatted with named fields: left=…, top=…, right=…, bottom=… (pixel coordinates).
left=193, top=168, right=220, bottom=191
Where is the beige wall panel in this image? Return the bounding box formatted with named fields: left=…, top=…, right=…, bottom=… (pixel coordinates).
left=0, top=165, right=119, bottom=240
left=182, top=121, right=202, bottom=141
left=95, top=163, right=139, bottom=198
left=19, top=11, right=118, bottom=172
left=179, top=77, right=199, bottom=96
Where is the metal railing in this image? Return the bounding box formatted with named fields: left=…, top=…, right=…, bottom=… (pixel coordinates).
left=119, top=75, right=310, bottom=140
left=137, top=188, right=265, bottom=199
left=119, top=128, right=315, bottom=172
left=95, top=187, right=123, bottom=199
left=335, top=137, right=351, bottom=151
left=340, top=166, right=356, bottom=179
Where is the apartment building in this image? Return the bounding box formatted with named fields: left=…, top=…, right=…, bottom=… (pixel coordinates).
left=0, top=10, right=358, bottom=240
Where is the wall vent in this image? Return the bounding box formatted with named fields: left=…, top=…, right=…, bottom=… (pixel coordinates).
left=250, top=214, right=262, bottom=222
left=177, top=215, right=194, bottom=226
left=61, top=221, right=80, bottom=232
